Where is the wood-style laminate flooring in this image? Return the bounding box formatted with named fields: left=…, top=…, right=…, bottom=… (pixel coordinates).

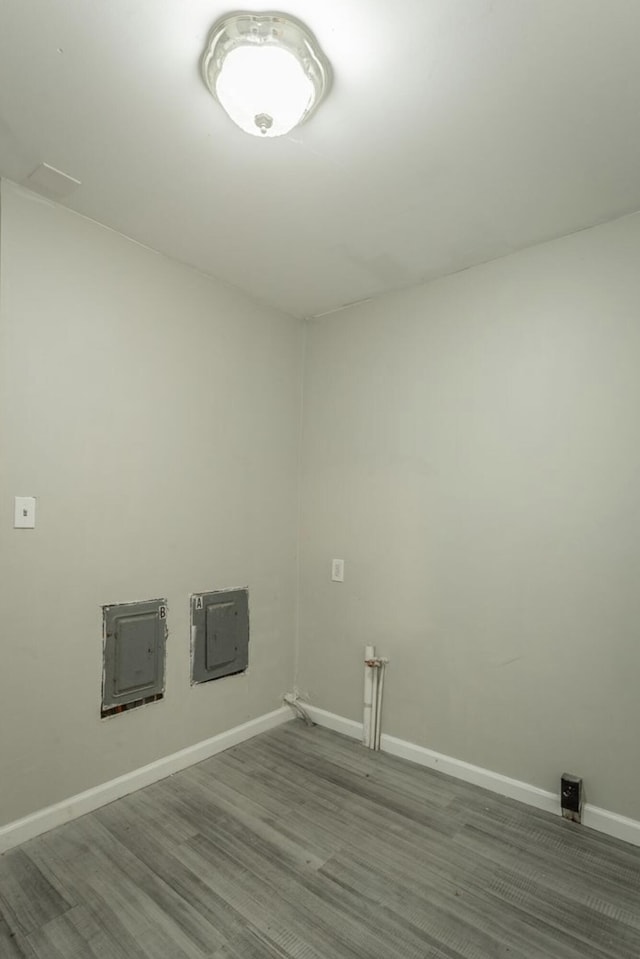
left=1, top=721, right=639, bottom=958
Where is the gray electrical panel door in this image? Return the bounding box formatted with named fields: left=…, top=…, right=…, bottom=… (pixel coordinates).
left=191, top=588, right=248, bottom=684
left=102, top=599, right=167, bottom=710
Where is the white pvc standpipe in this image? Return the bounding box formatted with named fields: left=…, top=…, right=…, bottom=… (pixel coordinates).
left=369, top=663, right=379, bottom=750
left=374, top=661, right=385, bottom=750
left=363, top=644, right=375, bottom=748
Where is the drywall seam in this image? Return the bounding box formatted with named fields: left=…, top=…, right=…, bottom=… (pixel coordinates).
left=302, top=705, right=640, bottom=849
left=0, top=707, right=292, bottom=854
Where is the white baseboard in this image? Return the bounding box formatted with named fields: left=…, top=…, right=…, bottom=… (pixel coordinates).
left=304, top=704, right=363, bottom=739
left=0, top=706, right=292, bottom=854
left=5, top=702, right=638, bottom=854
left=581, top=804, right=640, bottom=847
left=303, top=704, right=640, bottom=849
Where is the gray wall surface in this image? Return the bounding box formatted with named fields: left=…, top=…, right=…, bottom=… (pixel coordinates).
left=298, top=211, right=640, bottom=821
left=0, top=182, right=302, bottom=826
left=4, top=177, right=640, bottom=829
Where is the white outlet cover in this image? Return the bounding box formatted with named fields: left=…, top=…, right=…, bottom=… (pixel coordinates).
left=331, top=558, right=344, bottom=582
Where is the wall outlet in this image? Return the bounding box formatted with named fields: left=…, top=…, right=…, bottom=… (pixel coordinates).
left=561, top=772, right=583, bottom=824
left=331, top=558, right=344, bottom=582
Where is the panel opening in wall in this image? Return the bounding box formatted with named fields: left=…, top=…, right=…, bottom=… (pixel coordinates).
left=101, top=598, right=167, bottom=717
left=191, top=588, right=249, bottom=684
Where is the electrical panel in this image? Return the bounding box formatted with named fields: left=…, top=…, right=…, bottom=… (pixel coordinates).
left=191, top=588, right=249, bottom=684
left=102, top=599, right=167, bottom=712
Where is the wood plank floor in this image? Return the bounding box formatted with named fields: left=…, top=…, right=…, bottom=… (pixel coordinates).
left=1, top=721, right=640, bottom=959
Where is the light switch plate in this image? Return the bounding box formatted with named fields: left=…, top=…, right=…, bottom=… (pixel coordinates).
left=14, top=496, right=36, bottom=528
left=331, top=558, right=344, bottom=582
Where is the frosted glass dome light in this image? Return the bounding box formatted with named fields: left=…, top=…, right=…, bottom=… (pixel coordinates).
left=202, top=13, right=331, bottom=138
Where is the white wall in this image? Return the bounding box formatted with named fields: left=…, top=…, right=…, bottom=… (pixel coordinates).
left=298, top=211, right=640, bottom=821
left=4, top=175, right=640, bottom=830
left=0, top=182, right=302, bottom=826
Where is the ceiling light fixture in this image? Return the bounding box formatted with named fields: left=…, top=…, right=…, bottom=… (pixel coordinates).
left=201, top=12, right=331, bottom=138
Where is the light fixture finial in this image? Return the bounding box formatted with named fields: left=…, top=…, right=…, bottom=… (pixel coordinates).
left=255, top=112, right=274, bottom=134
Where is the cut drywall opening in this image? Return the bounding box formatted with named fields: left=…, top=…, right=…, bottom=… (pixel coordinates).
left=101, top=692, right=164, bottom=719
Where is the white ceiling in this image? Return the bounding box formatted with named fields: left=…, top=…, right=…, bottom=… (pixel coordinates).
left=1, top=1, right=640, bottom=318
